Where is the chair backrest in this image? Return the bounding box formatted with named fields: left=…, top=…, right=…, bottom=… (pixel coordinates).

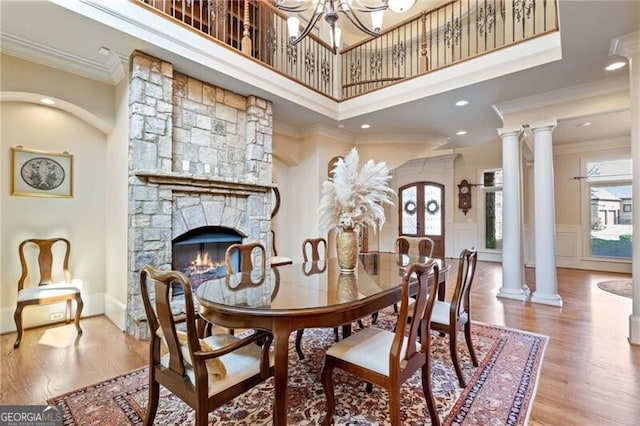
left=225, top=242, right=266, bottom=274
left=396, top=237, right=434, bottom=258
left=449, top=248, right=478, bottom=323
left=393, top=260, right=439, bottom=369
left=18, top=238, right=71, bottom=291
left=140, top=265, right=196, bottom=379
left=302, top=237, right=327, bottom=262
left=396, top=237, right=410, bottom=255
left=270, top=230, right=278, bottom=256
left=418, top=237, right=434, bottom=257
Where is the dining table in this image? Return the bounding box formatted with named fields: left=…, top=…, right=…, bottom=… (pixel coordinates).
left=195, top=251, right=449, bottom=426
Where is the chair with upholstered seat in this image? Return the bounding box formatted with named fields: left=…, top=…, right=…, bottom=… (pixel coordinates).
left=394, top=236, right=435, bottom=314
left=320, top=260, right=441, bottom=426
left=13, top=237, right=83, bottom=348
left=296, top=237, right=332, bottom=359
left=139, top=265, right=273, bottom=426
left=431, top=248, right=478, bottom=387
left=270, top=230, right=293, bottom=267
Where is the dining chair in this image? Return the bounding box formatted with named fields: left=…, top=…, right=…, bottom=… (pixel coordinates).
left=431, top=248, right=478, bottom=387
left=13, top=237, right=83, bottom=349
left=320, top=260, right=441, bottom=426
left=296, top=237, right=333, bottom=360
left=270, top=229, right=293, bottom=267
left=139, top=265, right=273, bottom=426
left=394, top=236, right=435, bottom=314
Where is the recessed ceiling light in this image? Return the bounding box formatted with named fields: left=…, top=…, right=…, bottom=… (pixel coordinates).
left=98, top=46, right=111, bottom=55
left=40, top=98, right=55, bottom=105
left=361, top=124, right=371, bottom=129
left=338, top=124, right=345, bottom=129
left=455, top=100, right=469, bottom=106
left=605, top=61, right=626, bottom=71
left=576, top=122, right=592, bottom=127
left=456, top=130, right=467, bottom=136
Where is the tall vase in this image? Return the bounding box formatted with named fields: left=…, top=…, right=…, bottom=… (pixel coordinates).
left=336, top=227, right=359, bottom=273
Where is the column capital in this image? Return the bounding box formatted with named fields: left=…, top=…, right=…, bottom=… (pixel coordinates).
left=497, top=125, right=523, bottom=139
left=529, top=119, right=557, bottom=133
left=610, top=31, right=640, bottom=59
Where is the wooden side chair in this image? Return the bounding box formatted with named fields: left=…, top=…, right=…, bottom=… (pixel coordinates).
left=270, top=229, right=292, bottom=267
left=225, top=242, right=266, bottom=275
left=296, top=237, right=331, bottom=359
left=139, top=265, right=273, bottom=426
left=394, top=236, right=436, bottom=313
left=13, top=237, right=83, bottom=348
left=431, top=248, right=479, bottom=387
left=320, top=261, right=441, bottom=426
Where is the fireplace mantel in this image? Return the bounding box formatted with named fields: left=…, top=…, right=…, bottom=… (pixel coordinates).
left=135, top=171, right=274, bottom=196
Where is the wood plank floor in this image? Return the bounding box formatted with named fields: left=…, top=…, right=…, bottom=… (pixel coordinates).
left=1, top=261, right=639, bottom=424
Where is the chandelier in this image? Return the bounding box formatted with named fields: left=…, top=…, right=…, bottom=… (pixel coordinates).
left=274, top=0, right=417, bottom=53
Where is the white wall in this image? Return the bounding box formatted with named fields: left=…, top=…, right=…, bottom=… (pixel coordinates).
left=104, top=77, right=130, bottom=330
left=0, top=102, right=108, bottom=332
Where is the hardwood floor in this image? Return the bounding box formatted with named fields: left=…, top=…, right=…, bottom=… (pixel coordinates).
left=1, top=261, right=639, bottom=424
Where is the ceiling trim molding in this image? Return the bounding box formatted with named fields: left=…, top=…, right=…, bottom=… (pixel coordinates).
left=353, top=133, right=447, bottom=147
left=553, top=136, right=630, bottom=156
left=494, top=76, right=629, bottom=117
left=299, top=124, right=354, bottom=141
left=610, top=31, right=640, bottom=58
left=0, top=31, right=126, bottom=84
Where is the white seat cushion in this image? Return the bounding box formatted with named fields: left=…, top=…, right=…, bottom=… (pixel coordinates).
left=326, top=327, right=413, bottom=377
left=430, top=301, right=451, bottom=326
left=271, top=256, right=293, bottom=266
left=160, top=333, right=273, bottom=396
left=17, top=283, right=80, bottom=302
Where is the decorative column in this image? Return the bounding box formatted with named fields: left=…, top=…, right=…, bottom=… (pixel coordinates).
left=530, top=119, right=562, bottom=307
left=497, top=126, right=529, bottom=301
left=612, top=31, right=640, bottom=344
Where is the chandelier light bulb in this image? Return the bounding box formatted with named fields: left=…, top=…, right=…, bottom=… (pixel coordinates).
left=287, top=16, right=301, bottom=39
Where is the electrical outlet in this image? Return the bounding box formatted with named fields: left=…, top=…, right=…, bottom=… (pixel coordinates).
left=50, top=312, right=64, bottom=321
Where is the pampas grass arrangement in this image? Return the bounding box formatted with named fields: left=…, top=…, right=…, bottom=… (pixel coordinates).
left=319, top=148, right=395, bottom=232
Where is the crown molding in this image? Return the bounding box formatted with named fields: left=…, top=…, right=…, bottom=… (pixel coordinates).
left=299, top=124, right=354, bottom=141
left=353, top=133, right=447, bottom=147
left=0, top=31, right=126, bottom=84
left=610, top=31, right=640, bottom=58
left=493, top=76, right=629, bottom=117
left=553, top=136, right=630, bottom=156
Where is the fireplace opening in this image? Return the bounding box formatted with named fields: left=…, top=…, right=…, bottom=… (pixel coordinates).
left=172, top=226, right=243, bottom=289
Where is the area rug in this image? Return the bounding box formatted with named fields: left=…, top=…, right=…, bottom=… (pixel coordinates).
left=597, top=280, right=632, bottom=298
left=48, top=308, right=548, bottom=425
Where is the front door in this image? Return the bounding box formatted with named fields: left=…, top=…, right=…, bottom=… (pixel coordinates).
left=398, top=182, right=445, bottom=258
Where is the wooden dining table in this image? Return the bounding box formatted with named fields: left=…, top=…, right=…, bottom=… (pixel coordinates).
left=195, top=252, right=449, bottom=426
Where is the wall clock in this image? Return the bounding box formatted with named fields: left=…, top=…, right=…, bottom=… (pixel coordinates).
left=458, top=179, right=472, bottom=215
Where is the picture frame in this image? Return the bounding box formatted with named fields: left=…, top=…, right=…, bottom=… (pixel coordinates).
left=11, top=146, right=73, bottom=198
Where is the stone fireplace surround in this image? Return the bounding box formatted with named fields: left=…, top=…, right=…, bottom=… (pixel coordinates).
left=127, top=52, right=274, bottom=339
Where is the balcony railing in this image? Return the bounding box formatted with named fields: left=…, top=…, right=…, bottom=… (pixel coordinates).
left=136, top=0, right=558, bottom=100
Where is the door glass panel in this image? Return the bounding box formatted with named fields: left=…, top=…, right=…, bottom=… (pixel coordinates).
left=423, top=185, right=441, bottom=235
left=401, top=186, right=417, bottom=234
left=485, top=191, right=503, bottom=249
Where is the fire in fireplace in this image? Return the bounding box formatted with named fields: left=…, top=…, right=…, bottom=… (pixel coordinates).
left=172, top=227, right=242, bottom=288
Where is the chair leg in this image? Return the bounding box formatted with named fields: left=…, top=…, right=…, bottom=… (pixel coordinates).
left=295, top=329, right=305, bottom=360
left=449, top=331, right=466, bottom=387
left=393, top=303, right=398, bottom=314
left=320, top=361, right=336, bottom=426
left=465, top=322, right=478, bottom=366
left=333, top=327, right=339, bottom=342
left=13, top=305, right=24, bottom=349
left=143, top=379, right=160, bottom=426
left=195, top=408, right=209, bottom=426
left=371, top=312, right=378, bottom=324
left=357, top=319, right=365, bottom=329
left=389, top=385, right=402, bottom=425
left=421, top=362, right=441, bottom=426
left=74, top=295, right=83, bottom=335
left=65, top=300, right=72, bottom=323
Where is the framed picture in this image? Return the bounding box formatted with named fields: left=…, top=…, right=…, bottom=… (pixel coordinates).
left=11, top=146, right=73, bottom=198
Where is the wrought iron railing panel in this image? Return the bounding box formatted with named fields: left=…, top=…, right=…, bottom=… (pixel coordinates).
left=136, top=0, right=557, bottom=101
left=138, top=0, right=337, bottom=98
left=341, top=0, right=558, bottom=99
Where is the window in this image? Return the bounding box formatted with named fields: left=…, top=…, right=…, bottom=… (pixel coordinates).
left=586, top=159, right=632, bottom=259
left=481, top=170, right=503, bottom=250
left=399, top=182, right=443, bottom=237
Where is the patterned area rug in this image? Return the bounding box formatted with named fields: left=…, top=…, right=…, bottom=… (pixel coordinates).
left=597, top=280, right=632, bottom=298
left=48, top=308, right=548, bottom=425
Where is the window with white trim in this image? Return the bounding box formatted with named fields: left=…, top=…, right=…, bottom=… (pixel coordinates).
left=480, top=169, right=503, bottom=250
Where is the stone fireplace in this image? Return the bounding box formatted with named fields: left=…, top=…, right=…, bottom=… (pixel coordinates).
left=127, top=52, right=274, bottom=338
